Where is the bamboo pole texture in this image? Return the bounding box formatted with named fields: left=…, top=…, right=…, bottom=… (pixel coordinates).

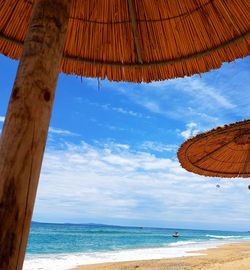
left=0, top=0, right=72, bottom=269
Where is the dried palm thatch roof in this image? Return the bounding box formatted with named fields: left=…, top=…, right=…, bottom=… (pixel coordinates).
left=178, top=120, right=250, bottom=178
left=0, top=0, right=249, bottom=82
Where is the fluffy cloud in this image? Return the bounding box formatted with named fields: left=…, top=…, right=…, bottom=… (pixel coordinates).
left=0, top=116, right=5, bottom=122
left=179, top=122, right=200, bottom=140
left=34, top=139, right=250, bottom=230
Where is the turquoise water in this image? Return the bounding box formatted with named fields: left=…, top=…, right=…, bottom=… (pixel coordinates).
left=27, top=222, right=250, bottom=254
left=24, top=222, right=250, bottom=270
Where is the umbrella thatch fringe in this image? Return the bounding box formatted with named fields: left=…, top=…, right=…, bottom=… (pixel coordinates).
left=0, top=0, right=249, bottom=82
left=177, top=120, right=250, bottom=178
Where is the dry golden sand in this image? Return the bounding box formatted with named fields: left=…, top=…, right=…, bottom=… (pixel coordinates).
left=72, top=241, right=250, bottom=270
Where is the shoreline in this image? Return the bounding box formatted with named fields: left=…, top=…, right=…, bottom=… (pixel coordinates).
left=72, top=240, right=250, bottom=270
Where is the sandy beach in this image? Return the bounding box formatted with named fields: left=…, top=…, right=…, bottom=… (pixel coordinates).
left=72, top=241, right=250, bottom=270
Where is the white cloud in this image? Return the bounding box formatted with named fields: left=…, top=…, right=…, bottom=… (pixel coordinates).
left=82, top=100, right=146, bottom=118
left=179, top=122, right=200, bottom=140
left=0, top=116, right=5, bottom=123
left=112, top=107, right=139, bottom=117
left=104, top=104, right=147, bottom=118
left=170, top=77, right=235, bottom=110
left=146, top=73, right=235, bottom=111
left=141, top=141, right=177, bottom=152
left=34, top=139, right=250, bottom=229
left=96, top=122, right=128, bottom=132
left=115, top=65, right=248, bottom=128
left=49, top=127, right=79, bottom=137
left=0, top=118, right=77, bottom=139
left=141, top=101, right=162, bottom=114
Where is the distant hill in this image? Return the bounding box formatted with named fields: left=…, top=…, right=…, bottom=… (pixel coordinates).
left=31, top=221, right=144, bottom=229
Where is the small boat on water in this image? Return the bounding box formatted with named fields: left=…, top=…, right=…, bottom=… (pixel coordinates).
left=172, top=232, right=180, bottom=238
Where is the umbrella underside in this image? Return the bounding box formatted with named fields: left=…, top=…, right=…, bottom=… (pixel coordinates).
left=0, top=0, right=249, bottom=82
left=178, top=120, right=250, bottom=178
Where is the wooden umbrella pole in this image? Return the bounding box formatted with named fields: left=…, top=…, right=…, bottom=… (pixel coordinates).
left=0, top=0, right=72, bottom=269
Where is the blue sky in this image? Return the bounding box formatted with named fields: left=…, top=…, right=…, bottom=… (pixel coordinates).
left=0, top=54, right=250, bottom=231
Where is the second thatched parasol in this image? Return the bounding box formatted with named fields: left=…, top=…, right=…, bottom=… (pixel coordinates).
left=178, top=120, right=250, bottom=178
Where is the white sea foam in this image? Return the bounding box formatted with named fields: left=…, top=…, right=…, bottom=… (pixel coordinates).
left=168, top=241, right=198, bottom=247
left=206, top=234, right=241, bottom=239
left=23, top=240, right=229, bottom=270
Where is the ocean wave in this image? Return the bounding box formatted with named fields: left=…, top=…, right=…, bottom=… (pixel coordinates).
left=206, top=234, right=241, bottom=239
left=24, top=236, right=245, bottom=270
left=24, top=242, right=214, bottom=270
left=168, top=241, right=198, bottom=247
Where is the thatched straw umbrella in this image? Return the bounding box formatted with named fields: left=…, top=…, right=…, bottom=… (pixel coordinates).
left=0, top=0, right=249, bottom=269
left=178, top=120, right=250, bottom=178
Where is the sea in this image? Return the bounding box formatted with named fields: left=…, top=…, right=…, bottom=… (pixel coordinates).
left=24, top=222, right=250, bottom=270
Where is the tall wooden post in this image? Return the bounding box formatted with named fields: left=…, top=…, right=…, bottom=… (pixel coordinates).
left=0, top=0, right=72, bottom=269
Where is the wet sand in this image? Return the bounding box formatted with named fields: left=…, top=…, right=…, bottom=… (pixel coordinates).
left=72, top=241, right=250, bottom=270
